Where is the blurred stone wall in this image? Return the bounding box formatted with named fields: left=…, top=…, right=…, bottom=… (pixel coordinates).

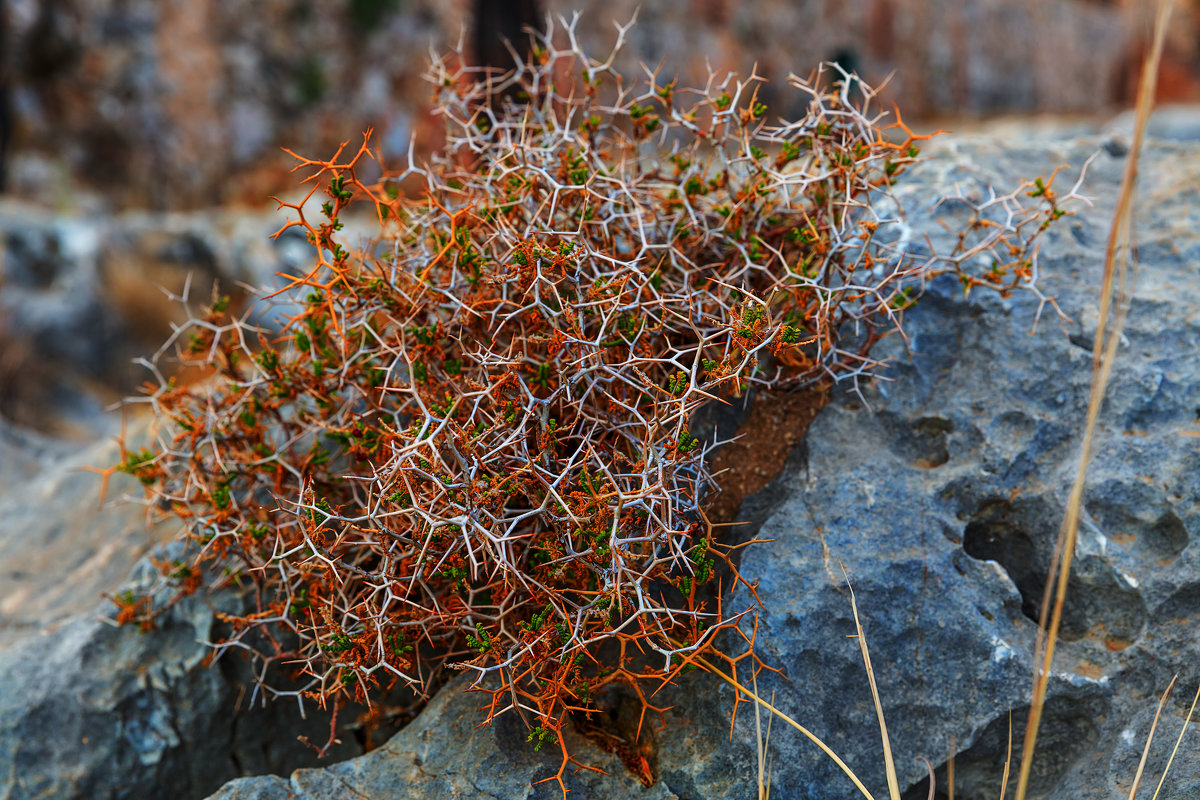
left=0, top=0, right=1196, bottom=209
left=1, top=0, right=460, bottom=208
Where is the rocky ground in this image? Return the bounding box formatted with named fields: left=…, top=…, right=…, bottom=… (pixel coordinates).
left=1, top=126, right=1198, bottom=799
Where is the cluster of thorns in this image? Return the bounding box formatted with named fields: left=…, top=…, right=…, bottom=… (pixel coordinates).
left=115, top=16, right=1085, bottom=790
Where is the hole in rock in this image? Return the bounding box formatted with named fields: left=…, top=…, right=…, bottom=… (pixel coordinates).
left=962, top=497, right=1147, bottom=644
left=929, top=694, right=1106, bottom=800
left=882, top=412, right=954, bottom=469
left=962, top=499, right=1045, bottom=628
left=1085, top=479, right=1189, bottom=561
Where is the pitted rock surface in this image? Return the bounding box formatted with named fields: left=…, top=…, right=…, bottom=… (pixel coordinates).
left=199, top=138, right=1200, bottom=799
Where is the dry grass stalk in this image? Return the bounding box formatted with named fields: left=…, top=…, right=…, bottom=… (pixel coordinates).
left=846, top=572, right=901, bottom=800
left=697, top=647, right=878, bottom=800
left=1127, top=676, right=1177, bottom=800
left=1148, top=682, right=1200, bottom=800
left=1015, top=2, right=1175, bottom=798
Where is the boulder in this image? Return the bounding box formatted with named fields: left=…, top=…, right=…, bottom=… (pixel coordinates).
left=199, top=135, right=1200, bottom=799
left=0, top=420, right=406, bottom=799
left=733, top=132, right=1200, bottom=799
left=0, top=418, right=162, bottom=648
left=0, top=550, right=378, bottom=800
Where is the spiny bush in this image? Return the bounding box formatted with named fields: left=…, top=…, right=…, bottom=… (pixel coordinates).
left=114, top=15, right=1084, bottom=790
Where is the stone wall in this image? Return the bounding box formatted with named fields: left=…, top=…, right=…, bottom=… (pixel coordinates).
left=1, top=0, right=1196, bottom=209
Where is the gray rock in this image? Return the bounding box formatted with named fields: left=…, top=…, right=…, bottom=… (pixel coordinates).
left=0, top=199, right=367, bottom=433
left=0, top=416, right=77, bottom=495
left=0, top=420, right=165, bottom=649
left=200, top=136, right=1200, bottom=799
left=207, top=669, right=744, bottom=800
left=1105, top=104, right=1200, bottom=143
left=0, top=552, right=375, bottom=800
left=0, top=421, right=407, bottom=799
left=735, top=136, right=1200, bottom=798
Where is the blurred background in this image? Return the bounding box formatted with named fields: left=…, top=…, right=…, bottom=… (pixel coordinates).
left=0, top=0, right=1197, bottom=436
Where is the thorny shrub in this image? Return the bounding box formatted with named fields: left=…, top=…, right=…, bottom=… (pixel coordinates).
left=112, top=16, right=1086, bottom=791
